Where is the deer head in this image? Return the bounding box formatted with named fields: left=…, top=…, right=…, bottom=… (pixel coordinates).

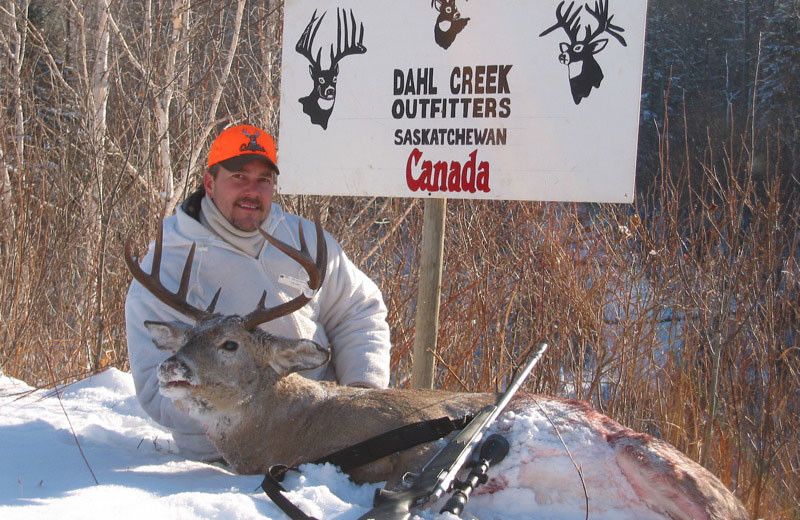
left=124, top=213, right=329, bottom=419
left=539, top=0, right=627, bottom=104
left=432, top=0, right=470, bottom=50
left=295, top=9, right=367, bottom=129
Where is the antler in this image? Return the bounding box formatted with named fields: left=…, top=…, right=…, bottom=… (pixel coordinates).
left=242, top=211, right=328, bottom=331
left=584, top=0, right=627, bottom=46
left=539, top=0, right=583, bottom=42
left=126, top=212, right=327, bottom=330
left=124, top=226, right=221, bottom=322
left=296, top=10, right=325, bottom=65
left=330, top=8, right=366, bottom=67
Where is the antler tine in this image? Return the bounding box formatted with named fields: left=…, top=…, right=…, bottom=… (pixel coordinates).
left=296, top=9, right=325, bottom=64
left=312, top=208, right=328, bottom=288
left=539, top=1, right=583, bottom=40
left=243, top=212, right=328, bottom=331
left=206, top=288, right=222, bottom=313
left=151, top=223, right=163, bottom=281
left=177, top=243, right=196, bottom=300
left=123, top=226, right=216, bottom=322
left=585, top=0, right=627, bottom=46
left=330, top=8, right=366, bottom=66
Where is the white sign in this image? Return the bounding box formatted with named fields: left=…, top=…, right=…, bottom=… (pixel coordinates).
left=277, top=0, right=647, bottom=203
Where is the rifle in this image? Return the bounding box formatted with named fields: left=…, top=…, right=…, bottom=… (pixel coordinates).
left=357, top=342, right=549, bottom=520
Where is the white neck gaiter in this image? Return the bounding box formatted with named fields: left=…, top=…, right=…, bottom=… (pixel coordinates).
left=199, top=195, right=266, bottom=258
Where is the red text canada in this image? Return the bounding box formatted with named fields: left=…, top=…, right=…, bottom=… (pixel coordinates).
left=406, top=148, right=490, bottom=193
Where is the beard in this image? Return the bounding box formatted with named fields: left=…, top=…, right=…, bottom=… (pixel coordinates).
left=230, top=197, right=267, bottom=231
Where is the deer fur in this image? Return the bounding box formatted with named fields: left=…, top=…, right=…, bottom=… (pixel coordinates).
left=146, top=316, right=748, bottom=520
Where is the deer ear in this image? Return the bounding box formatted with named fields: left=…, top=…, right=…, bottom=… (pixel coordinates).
left=144, top=320, right=191, bottom=353
left=266, top=338, right=331, bottom=376
left=590, top=39, right=609, bottom=54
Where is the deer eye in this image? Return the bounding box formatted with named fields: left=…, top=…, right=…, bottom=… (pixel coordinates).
left=317, top=77, right=325, bottom=84
left=445, top=7, right=452, bottom=14
left=220, top=340, right=239, bottom=352
left=573, top=44, right=584, bottom=53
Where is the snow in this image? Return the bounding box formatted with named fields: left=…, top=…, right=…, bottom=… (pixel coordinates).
left=1, top=368, right=665, bottom=519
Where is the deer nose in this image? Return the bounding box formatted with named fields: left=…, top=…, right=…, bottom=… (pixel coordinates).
left=158, top=356, right=193, bottom=382
left=313, top=341, right=332, bottom=362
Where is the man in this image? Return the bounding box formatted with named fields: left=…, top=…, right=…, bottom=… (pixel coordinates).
left=125, top=124, right=392, bottom=461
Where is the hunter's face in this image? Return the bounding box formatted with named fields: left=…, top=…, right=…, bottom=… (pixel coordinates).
left=204, top=159, right=276, bottom=232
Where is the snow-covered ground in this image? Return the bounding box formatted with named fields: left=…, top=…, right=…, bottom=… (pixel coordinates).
left=2, top=368, right=669, bottom=519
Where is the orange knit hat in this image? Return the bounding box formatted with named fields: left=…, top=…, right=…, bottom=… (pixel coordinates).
left=207, top=124, right=279, bottom=174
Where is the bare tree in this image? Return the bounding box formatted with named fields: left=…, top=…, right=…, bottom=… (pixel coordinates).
left=0, top=0, right=30, bottom=226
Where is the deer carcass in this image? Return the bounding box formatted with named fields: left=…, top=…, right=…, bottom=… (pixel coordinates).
left=125, top=215, right=748, bottom=520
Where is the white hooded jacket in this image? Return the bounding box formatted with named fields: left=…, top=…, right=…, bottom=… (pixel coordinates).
left=125, top=196, right=391, bottom=460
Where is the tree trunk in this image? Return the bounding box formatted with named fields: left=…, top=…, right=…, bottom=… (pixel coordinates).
left=88, top=0, right=111, bottom=371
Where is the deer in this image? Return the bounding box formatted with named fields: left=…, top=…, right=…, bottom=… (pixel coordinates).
left=124, top=213, right=748, bottom=520
left=431, top=0, right=470, bottom=50
left=295, top=9, right=366, bottom=130
left=539, top=0, right=627, bottom=105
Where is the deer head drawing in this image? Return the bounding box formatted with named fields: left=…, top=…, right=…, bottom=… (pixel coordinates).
left=295, top=9, right=367, bottom=130
left=539, top=0, right=627, bottom=104
left=432, top=0, right=470, bottom=50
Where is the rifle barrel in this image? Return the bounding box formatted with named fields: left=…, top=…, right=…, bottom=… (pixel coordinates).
left=496, top=342, right=548, bottom=413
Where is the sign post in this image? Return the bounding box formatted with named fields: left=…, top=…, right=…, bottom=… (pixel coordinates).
left=278, top=0, right=648, bottom=388
left=411, top=198, right=447, bottom=389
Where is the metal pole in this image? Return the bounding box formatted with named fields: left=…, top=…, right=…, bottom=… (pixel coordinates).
left=411, top=197, right=446, bottom=389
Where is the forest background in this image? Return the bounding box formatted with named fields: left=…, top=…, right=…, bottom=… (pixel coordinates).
left=0, top=1, right=798, bottom=518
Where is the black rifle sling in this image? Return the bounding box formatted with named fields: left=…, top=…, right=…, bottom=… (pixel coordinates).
left=261, top=414, right=473, bottom=520
left=261, top=465, right=319, bottom=520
